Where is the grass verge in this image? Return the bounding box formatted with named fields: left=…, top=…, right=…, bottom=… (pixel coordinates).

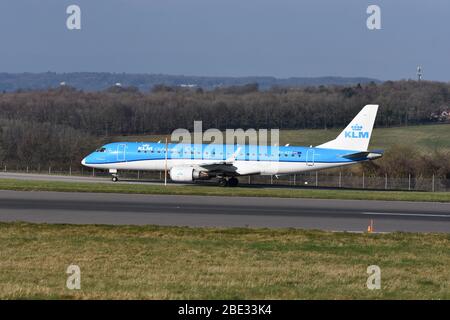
left=0, top=222, right=448, bottom=299
left=0, top=178, right=449, bottom=202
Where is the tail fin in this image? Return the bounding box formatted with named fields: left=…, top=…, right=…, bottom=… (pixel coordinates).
left=316, top=104, right=379, bottom=151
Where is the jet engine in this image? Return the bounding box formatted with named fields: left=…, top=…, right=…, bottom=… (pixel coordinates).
left=169, top=166, right=210, bottom=182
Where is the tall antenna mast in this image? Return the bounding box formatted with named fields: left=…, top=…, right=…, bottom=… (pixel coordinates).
left=417, top=66, right=423, bottom=82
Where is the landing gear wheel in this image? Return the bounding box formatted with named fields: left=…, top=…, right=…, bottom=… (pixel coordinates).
left=218, top=178, right=228, bottom=187
left=228, top=177, right=239, bottom=187
left=112, top=176, right=119, bottom=182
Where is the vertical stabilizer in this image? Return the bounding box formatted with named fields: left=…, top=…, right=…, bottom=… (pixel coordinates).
left=316, top=104, right=379, bottom=151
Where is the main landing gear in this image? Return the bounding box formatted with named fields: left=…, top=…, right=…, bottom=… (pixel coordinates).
left=218, top=177, right=239, bottom=187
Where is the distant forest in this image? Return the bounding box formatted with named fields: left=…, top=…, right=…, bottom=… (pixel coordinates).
left=0, top=80, right=449, bottom=177
left=0, top=72, right=380, bottom=92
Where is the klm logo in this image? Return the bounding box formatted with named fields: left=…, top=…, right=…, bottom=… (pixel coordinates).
left=345, top=124, right=369, bottom=138
left=137, top=144, right=152, bottom=152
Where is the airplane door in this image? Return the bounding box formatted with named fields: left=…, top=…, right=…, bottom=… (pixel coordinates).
left=306, top=148, right=315, bottom=166
left=117, top=144, right=126, bottom=162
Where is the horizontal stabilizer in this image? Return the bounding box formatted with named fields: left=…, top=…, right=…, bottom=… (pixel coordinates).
left=342, top=150, right=383, bottom=160
left=342, top=151, right=370, bottom=160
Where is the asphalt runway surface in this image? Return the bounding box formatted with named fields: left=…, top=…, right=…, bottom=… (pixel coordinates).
left=0, top=172, right=169, bottom=185
left=0, top=187, right=449, bottom=233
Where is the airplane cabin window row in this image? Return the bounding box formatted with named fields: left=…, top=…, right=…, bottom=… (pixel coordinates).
left=136, top=148, right=302, bottom=158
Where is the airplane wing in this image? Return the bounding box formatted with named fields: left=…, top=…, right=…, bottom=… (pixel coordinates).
left=195, top=147, right=241, bottom=167
left=190, top=147, right=260, bottom=175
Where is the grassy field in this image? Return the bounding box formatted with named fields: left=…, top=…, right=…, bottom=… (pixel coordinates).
left=113, top=123, right=450, bottom=152
left=0, top=178, right=449, bottom=202
left=0, top=222, right=448, bottom=299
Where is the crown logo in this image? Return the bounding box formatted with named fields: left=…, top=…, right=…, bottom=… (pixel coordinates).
left=351, top=124, right=363, bottom=131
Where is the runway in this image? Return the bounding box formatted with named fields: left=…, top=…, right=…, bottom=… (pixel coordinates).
left=0, top=190, right=449, bottom=233
left=0, top=172, right=170, bottom=185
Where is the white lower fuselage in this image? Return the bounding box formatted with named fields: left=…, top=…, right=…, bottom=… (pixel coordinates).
left=85, top=159, right=355, bottom=176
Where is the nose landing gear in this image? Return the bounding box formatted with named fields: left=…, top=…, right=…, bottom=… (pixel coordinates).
left=109, top=169, right=119, bottom=182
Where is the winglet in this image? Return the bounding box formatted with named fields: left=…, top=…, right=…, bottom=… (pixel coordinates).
left=225, top=147, right=241, bottom=164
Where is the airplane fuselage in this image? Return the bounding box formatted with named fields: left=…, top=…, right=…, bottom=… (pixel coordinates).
left=82, top=142, right=376, bottom=176
left=81, top=105, right=382, bottom=185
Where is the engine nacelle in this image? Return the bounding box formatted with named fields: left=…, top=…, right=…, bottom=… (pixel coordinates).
left=169, top=166, right=210, bottom=182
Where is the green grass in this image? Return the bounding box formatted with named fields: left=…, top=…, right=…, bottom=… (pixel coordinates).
left=0, top=222, right=448, bottom=299
left=0, top=178, right=449, bottom=202
left=113, top=123, right=450, bottom=152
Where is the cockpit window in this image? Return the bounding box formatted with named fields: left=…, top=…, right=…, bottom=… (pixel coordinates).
left=96, top=147, right=106, bottom=152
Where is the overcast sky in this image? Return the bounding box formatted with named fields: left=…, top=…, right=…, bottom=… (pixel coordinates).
left=0, top=0, right=448, bottom=81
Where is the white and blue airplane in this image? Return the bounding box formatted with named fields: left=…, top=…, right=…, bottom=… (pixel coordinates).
left=82, top=104, right=382, bottom=186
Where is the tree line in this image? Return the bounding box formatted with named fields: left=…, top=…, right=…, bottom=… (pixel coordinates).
left=0, top=80, right=448, bottom=179
left=0, top=72, right=379, bottom=92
